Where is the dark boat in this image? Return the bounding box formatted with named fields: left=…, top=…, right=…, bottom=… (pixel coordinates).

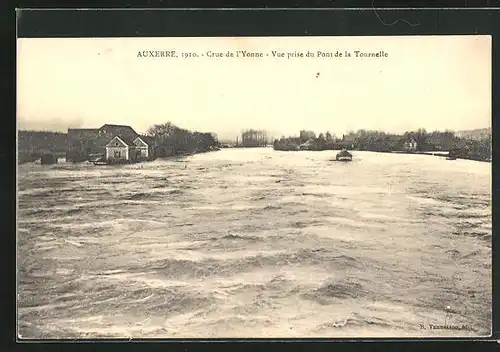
left=336, top=149, right=353, bottom=162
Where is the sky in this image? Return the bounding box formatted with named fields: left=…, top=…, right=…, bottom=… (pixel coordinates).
left=17, top=36, right=491, bottom=141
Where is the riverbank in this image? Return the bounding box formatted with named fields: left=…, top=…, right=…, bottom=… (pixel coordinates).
left=271, top=148, right=491, bottom=163
left=20, top=147, right=223, bottom=166
left=391, top=150, right=491, bottom=163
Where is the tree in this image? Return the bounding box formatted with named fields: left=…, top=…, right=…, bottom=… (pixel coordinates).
left=147, top=122, right=177, bottom=137
left=316, top=133, right=326, bottom=150
left=242, top=129, right=268, bottom=147
left=300, top=130, right=316, bottom=143
left=146, top=122, right=218, bottom=156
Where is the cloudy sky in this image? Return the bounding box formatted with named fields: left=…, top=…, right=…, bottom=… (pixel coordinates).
left=17, top=36, right=491, bottom=140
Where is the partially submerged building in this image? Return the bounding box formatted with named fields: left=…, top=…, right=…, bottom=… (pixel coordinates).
left=105, top=135, right=151, bottom=163
left=403, top=138, right=418, bottom=152
left=133, top=136, right=151, bottom=159
left=67, top=124, right=151, bottom=162
left=299, top=139, right=315, bottom=150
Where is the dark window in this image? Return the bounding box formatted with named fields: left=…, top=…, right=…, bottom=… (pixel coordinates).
left=114, top=151, right=121, bottom=158
left=115, top=142, right=119, bottom=146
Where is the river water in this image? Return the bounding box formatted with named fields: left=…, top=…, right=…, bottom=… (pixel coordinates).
left=17, top=148, right=492, bottom=339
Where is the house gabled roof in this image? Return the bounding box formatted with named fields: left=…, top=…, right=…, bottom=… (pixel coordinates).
left=99, top=124, right=138, bottom=135
left=300, top=139, right=315, bottom=147
left=106, top=135, right=136, bottom=148
left=100, top=124, right=135, bottom=130
left=133, top=136, right=149, bottom=147
left=139, top=135, right=155, bottom=144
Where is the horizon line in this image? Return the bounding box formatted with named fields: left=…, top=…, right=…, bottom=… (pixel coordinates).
left=17, top=126, right=491, bottom=135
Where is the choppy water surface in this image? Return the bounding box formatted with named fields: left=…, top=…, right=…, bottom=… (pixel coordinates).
left=17, top=149, right=491, bottom=338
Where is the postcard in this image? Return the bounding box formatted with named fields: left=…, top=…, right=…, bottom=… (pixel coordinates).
left=17, top=35, right=492, bottom=339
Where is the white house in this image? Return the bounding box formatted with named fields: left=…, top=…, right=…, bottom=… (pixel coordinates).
left=403, top=138, right=418, bottom=152
left=299, top=139, right=315, bottom=150
left=105, top=136, right=136, bottom=162
left=133, top=136, right=149, bottom=159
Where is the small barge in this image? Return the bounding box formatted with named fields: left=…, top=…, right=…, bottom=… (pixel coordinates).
left=335, top=149, right=353, bottom=162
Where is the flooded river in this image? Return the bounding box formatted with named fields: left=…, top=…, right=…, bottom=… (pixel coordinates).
left=17, top=148, right=492, bottom=338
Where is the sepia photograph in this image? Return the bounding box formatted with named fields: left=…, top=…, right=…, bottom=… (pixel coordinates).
left=16, top=35, right=492, bottom=339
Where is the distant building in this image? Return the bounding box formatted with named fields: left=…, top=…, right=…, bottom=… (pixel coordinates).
left=299, top=139, right=315, bottom=150
left=403, top=138, right=418, bottom=152
left=104, top=135, right=151, bottom=163
left=67, top=124, right=140, bottom=162
left=133, top=136, right=150, bottom=159
left=105, top=136, right=137, bottom=162
left=99, top=124, right=137, bottom=140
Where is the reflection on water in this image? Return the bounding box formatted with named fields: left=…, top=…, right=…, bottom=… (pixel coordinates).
left=17, top=148, right=491, bottom=338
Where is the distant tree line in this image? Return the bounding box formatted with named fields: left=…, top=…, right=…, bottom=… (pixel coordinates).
left=274, top=130, right=349, bottom=151
left=273, top=128, right=492, bottom=161
left=240, top=129, right=268, bottom=147
left=18, top=130, right=68, bottom=164
left=146, top=122, right=220, bottom=157
left=18, top=123, right=221, bottom=164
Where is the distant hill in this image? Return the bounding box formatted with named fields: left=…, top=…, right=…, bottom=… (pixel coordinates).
left=454, top=127, right=491, bottom=140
